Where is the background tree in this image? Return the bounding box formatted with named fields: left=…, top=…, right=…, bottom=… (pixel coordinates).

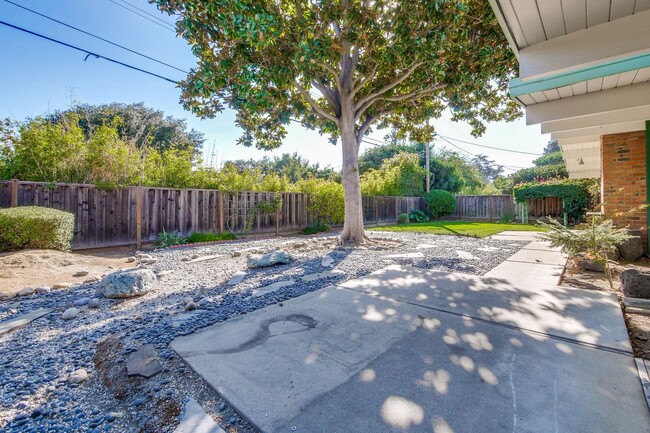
left=48, top=102, right=205, bottom=154
left=471, top=154, right=503, bottom=183
left=495, top=140, right=568, bottom=193
left=156, top=0, right=520, bottom=243
left=361, top=152, right=426, bottom=196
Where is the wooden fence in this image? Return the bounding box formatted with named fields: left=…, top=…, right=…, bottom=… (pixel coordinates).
left=0, top=181, right=567, bottom=249
left=451, top=194, right=564, bottom=222
left=0, top=181, right=424, bottom=249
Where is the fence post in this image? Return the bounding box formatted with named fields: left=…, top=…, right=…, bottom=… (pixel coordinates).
left=10, top=179, right=18, bottom=207
left=135, top=186, right=142, bottom=249
left=275, top=193, right=280, bottom=236
left=217, top=191, right=225, bottom=233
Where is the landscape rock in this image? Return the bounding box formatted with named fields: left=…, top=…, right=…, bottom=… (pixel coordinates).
left=578, top=258, right=604, bottom=272
left=618, top=229, right=644, bottom=261
left=88, top=299, right=101, bottom=309
left=68, top=368, right=89, bottom=384
left=73, top=270, right=89, bottom=277
left=99, top=269, right=157, bottom=299
left=140, top=258, right=158, bottom=264
left=246, top=250, right=293, bottom=269
left=621, top=269, right=650, bottom=299
left=126, top=256, right=136, bottom=263
left=83, top=276, right=101, bottom=283
left=52, top=283, right=73, bottom=289
left=321, top=256, right=335, bottom=267
left=34, top=286, right=50, bottom=295
left=61, top=308, right=79, bottom=320
left=17, top=287, right=35, bottom=296
left=126, top=344, right=162, bottom=378
left=74, top=297, right=92, bottom=307
left=185, top=301, right=198, bottom=311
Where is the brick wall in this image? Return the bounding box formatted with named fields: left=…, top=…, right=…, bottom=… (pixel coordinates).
left=601, top=130, right=647, bottom=245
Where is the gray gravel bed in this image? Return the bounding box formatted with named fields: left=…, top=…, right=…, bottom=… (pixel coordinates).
left=0, top=231, right=527, bottom=432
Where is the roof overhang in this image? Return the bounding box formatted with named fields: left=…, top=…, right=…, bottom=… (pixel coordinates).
left=488, top=1, right=650, bottom=179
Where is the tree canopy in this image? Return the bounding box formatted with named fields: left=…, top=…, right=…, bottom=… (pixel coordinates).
left=47, top=102, right=205, bottom=154
left=156, top=0, right=520, bottom=242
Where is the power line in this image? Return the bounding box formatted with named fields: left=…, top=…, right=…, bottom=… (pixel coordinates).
left=2, top=0, right=187, bottom=74
left=0, top=20, right=179, bottom=84
left=440, top=135, right=542, bottom=156
left=114, top=0, right=175, bottom=28
left=104, top=0, right=176, bottom=32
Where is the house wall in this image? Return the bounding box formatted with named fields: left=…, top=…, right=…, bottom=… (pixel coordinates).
left=601, top=130, right=648, bottom=247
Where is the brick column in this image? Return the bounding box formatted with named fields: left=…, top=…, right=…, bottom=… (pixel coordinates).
left=601, top=130, right=648, bottom=248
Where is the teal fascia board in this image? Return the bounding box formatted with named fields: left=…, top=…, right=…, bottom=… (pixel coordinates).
left=510, top=52, right=650, bottom=97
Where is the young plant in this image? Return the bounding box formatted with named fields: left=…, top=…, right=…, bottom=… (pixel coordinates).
left=397, top=213, right=409, bottom=225
left=154, top=229, right=186, bottom=249
left=537, top=216, right=632, bottom=287
left=408, top=209, right=429, bottom=223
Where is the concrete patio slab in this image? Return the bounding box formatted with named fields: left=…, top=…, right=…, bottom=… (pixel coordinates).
left=278, top=314, right=648, bottom=433
left=172, top=286, right=424, bottom=432
left=172, top=237, right=647, bottom=433
left=338, top=265, right=631, bottom=353
left=489, top=231, right=545, bottom=242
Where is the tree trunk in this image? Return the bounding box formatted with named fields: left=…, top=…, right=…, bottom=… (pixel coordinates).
left=339, top=112, right=365, bottom=244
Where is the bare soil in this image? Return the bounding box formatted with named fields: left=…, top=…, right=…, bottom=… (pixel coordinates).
left=562, top=257, right=650, bottom=360
left=0, top=248, right=136, bottom=298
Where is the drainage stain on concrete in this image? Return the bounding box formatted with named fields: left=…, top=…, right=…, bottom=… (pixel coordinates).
left=208, top=314, right=317, bottom=355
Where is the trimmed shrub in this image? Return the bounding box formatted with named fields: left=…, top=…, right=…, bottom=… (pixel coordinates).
left=397, top=213, right=409, bottom=225
left=0, top=206, right=74, bottom=252
left=185, top=232, right=237, bottom=243
left=424, top=190, right=456, bottom=219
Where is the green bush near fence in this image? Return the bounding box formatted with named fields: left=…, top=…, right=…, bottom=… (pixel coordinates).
left=424, top=190, right=456, bottom=219
left=0, top=206, right=74, bottom=252
left=186, top=232, right=237, bottom=243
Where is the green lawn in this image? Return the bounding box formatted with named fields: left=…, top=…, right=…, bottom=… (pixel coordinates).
left=369, top=220, right=547, bottom=238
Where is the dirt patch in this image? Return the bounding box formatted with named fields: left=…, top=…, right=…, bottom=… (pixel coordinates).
left=562, top=257, right=650, bottom=360
left=0, top=248, right=135, bottom=297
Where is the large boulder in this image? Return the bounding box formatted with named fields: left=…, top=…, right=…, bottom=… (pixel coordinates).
left=246, top=250, right=293, bottom=269
left=99, top=269, right=157, bottom=299
left=621, top=269, right=650, bottom=299
left=617, top=229, right=644, bottom=261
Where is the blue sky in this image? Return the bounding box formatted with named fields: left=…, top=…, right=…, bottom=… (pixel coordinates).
left=0, top=0, right=550, bottom=173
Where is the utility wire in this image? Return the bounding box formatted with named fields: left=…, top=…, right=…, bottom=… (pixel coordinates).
left=0, top=20, right=179, bottom=84
left=440, top=135, right=542, bottom=156
left=104, top=0, right=175, bottom=32
left=2, top=0, right=187, bottom=74
left=114, top=0, right=176, bottom=28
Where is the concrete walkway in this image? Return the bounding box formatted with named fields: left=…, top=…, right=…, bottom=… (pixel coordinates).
left=172, top=233, right=650, bottom=433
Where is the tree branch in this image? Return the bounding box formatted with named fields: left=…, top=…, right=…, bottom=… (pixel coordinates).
left=294, top=80, right=339, bottom=123
left=382, top=84, right=446, bottom=102
left=311, top=79, right=340, bottom=116
left=315, top=62, right=342, bottom=91
left=354, top=61, right=424, bottom=118
left=352, top=62, right=378, bottom=97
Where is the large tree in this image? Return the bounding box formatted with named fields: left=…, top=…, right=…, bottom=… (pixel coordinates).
left=156, top=0, right=520, bottom=244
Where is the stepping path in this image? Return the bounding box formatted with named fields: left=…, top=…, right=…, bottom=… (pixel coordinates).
left=0, top=308, right=52, bottom=336
left=300, top=270, right=345, bottom=282
left=174, top=399, right=225, bottom=433
left=226, top=271, right=246, bottom=286
left=250, top=280, right=296, bottom=298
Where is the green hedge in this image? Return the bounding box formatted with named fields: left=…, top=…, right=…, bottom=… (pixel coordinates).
left=0, top=206, right=75, bottom=251
left=424, top=190, right=456, bottom=219
left=513, top=179, right=593, bottom=220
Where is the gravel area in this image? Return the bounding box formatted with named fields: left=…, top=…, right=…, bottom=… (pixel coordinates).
left=0, top=231, right=527, bottom=432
